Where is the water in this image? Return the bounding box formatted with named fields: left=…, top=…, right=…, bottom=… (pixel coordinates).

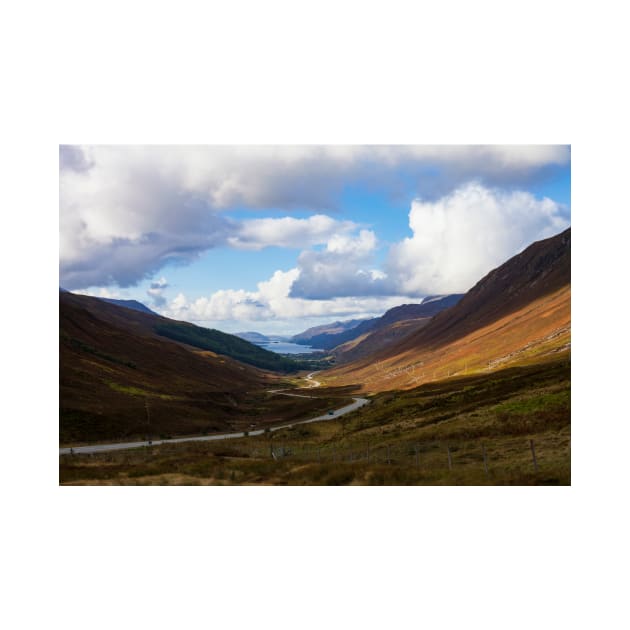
left=255, top=340, right=324, bottom=355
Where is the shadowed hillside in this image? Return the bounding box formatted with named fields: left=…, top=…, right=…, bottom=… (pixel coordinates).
left=59, top=293, right=336, bottom=443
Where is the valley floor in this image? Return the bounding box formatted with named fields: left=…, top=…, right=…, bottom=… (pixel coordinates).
left=60, top=358, right=570, bottom=486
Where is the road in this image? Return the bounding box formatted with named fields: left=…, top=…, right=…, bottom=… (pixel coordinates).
left=59, top=372, right=369, bottom=456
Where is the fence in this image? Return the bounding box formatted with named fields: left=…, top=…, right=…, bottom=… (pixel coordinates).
left=242, top=436, right=556, bottom=478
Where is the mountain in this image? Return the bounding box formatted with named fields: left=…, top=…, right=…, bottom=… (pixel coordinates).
left=295, top=294, right=463, bottom=352
left=381, top=295, right=464, bottom=323
left=291, top=318, right=369, bottom=345
left=331, top=295, right=465, bottom=363
left=99, top=297, right=158, bottom=315
left=325, top=228, right=571, bottom=391
left=331, top=315, right=433, bottom=364
left=60, top=292, right=300, bottom=374
left=60, top=292, right=275, bottom=443
left=60, top=293, right=348, bottom=444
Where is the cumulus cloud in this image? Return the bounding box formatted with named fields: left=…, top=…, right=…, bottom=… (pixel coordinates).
left=289, top=229, right=395, bottom=299
left=386, top=182, right=570, bottom=294
left=60, top=145, right=569, bottom=289
left=162, top=266, right=416, bottom=328
left=286, top=182, right=569, bottom=300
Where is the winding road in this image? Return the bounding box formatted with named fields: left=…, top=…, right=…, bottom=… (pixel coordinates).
left=59, top=372, right=369, bottom=455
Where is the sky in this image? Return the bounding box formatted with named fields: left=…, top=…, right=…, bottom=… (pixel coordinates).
left=59, top=145, right=571, bottom=335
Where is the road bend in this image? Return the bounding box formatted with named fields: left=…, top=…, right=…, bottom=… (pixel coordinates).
left=60, top=371, right=369, bottom=456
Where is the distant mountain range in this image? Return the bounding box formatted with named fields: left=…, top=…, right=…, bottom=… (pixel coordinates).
left=291, top=294, right=463, bottom=352
left=291, top=319, right=369, bottom=345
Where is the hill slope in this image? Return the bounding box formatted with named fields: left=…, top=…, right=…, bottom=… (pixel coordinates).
left=61, top=292, right=300, bottom=373
left=331, top=294, right=464, bottom=363
left=324, top=228, right=570, bottom=391
left=60, top=292, right=277, bottom=443
left=99, top=297, right=158, bottom=315
left=60, top=294, right=347, bottom=444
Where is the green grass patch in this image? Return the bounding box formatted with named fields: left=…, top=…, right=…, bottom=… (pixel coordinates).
left=491, top=390, right=569, bottom=416
left=107, top=381, right=178, bottom=400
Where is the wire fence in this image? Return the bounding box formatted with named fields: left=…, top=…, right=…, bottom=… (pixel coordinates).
left=238, top=435, right=566, bottom=477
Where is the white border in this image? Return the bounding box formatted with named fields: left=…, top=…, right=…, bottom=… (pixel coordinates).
left=4, top=1, right=629, bottom=629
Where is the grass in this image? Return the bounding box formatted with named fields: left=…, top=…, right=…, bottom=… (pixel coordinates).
left=107, top=382, right=180, bottom=400
left=60, top=358, right=570, bottom=485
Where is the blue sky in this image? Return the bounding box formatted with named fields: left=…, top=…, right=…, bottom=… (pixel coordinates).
left=60, top=145, right=570, bottom=335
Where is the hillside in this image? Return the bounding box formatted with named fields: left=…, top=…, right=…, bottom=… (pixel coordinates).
left=59, top=293, right=342, bottom=444
left=331, top=294, right=464, bottom=363
left=324, top=228, right=571, bottom=392
left=99, top=297, right=158, bottom=315
left=62, top=292, right=300, bottom=373
left=60, top=293, right=269, bottom=443
left=332, top=316, right=433, bottom=363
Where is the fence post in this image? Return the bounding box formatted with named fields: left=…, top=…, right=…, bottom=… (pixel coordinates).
left=482, top=444, right=489, bottom=477
left=387, top=445, right=391, bottom=465
left=529, top=439, right=538, bottom=472
left=318, top=447, right=321, bottom=463
left=447, top=446, right=452, bottom=471
left=367, top=442, right=370, bottom=463
left=415, top=444, right=419, bottom=468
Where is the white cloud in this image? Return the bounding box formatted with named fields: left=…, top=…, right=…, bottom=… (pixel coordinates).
left=289, top=230, right=393, bottom=299
left=227, top=215, right=356, bottom=250
left=325, top=229, right=376, bottom=256
left=161, top=265, right=416, bottom=332
left=60, top=145, right=569, bottom=289
left=286, top=182, right=570, bottom=301
left=81, top=287, right=123, bottom=299
left=386, top=182, right=570, bottom=294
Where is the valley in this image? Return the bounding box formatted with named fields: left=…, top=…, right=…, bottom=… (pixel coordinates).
left=59, top=229, right=570, bottom=485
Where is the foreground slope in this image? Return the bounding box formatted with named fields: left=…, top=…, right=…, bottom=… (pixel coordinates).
left=325, top=228, right=570, bottom=391
left=61, top=359, right=570, bottom=485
